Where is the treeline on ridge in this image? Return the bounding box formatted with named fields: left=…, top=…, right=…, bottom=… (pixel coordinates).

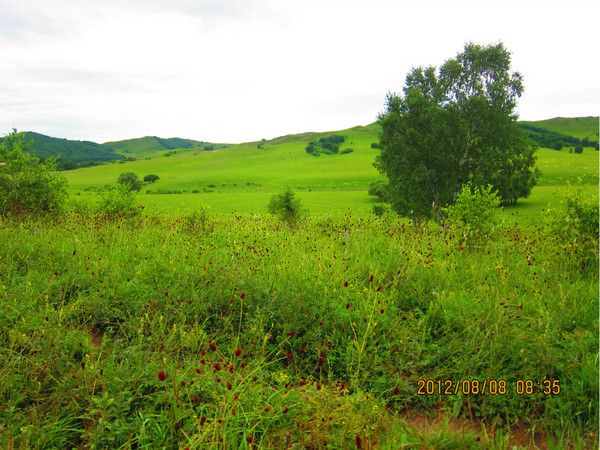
left=519, top=124, right=599, bottom=151
left=305, top=135, right=353, bottom=155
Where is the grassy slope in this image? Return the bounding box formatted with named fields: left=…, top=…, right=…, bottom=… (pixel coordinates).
left=521, top=116, right=599, bottom=140
left=103, top=136, right=227, bottom=156
left=63, top=120, right=598, bottom=222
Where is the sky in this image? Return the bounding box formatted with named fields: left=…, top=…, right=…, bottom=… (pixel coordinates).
left=0, top=0, right=598, bottom=143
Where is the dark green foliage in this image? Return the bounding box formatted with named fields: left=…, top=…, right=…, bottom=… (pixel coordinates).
left=376, top=42, right=540, bottom=219
left=368, top=180, right=389, bottom=202
left=0, top=130, right=68, bottom=216
left=0, top=131, right=124, bottom=170
left=117, top=172, right=142, bottom=192
left=267, top=187, right=303, bottom=225
left=143, top=174, right=160, bottom=183
left=574, top=144, right=584, bottom=154
left=339, top=148, right=353, bottom=154
left=305, top=135, right=346, bottom=156
left=371, top=142, right=381, bottom=149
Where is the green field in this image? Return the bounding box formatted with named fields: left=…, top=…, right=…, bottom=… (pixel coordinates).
left=62, top=123, right=599, bottom=223
left=1, top=118, right=598, bottom=449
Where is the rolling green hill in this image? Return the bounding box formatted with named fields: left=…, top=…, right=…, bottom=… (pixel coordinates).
left=16, top=131, right=124, bottom=170
left=521, top=116, right=599, bottom=140
left=62, top=117, right=598, bottom=221
left=103, top=136, right=229, bottom=156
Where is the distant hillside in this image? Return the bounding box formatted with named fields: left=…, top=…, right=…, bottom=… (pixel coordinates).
left=519, top=117, right=599, bottom=151
left=16, top=132, right=124, bottom=170
left=520, top=117, right=599, bottom=140
left=104, top=136, right=229, bottom=156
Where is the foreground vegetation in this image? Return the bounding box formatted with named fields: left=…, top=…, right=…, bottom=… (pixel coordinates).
left=0, top=208, right=597, bottom=448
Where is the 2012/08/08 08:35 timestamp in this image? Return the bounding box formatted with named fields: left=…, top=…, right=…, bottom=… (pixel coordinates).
left=417, top=379, right=561, bottom=396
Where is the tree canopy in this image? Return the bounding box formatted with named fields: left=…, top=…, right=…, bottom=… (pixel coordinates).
left=375, top=42, right=540, bottom=220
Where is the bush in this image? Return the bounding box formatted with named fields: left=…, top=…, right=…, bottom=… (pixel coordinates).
left=0, top=130, right=67, bottom=216
left=368, top=180, right=389, bottom=202
left=117, top=172, right=142, bottom=192
left=371, top=142, right=381, bottom=149
left=98, top=185, right=141, bottom=218
left=442, top=183, right=500, bottom=247
left=267, top=187, right=304, bottom=226
left=372, top=204, right=390, bottom=217
left=551, top=193, right=599, bottom=272
left=144, top=174, right=160, bottom=183
left=340, top=148, right=353, bottom=154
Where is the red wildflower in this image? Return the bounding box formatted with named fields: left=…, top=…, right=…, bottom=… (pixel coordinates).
left=227, top=381, right=232, bottom=390
left=282, top=407, right=289, bottom=414
left=345, top=302, right=352, bottom=309
left=229, top=364, right=235, bottom=373
left=180, top=380, right=186, bottom=387
left=157, top=370, right=167, bottom=381
left=214, top=362, right=221, bottom=371
left=392, top=386, right=400, bottom=395
left=209, top=342, right=217, bottom=352
left=247, top=435, right=254, bottom=444
left=200, top=349, right=206, bottom=356
left=376, top=285, right=382, bottom=292
left=240, top=291, right=246, bottom=300
left=369, top=274, right=374, bottom=283
left=286, top=352, right=294, bottom=361
left=195, top=368, right=202, bottom=374
left=264, top=406, right=270, bottom=412
left=318, top=354, right=325, bottom=367
left=344, top=280, right=348, bottom=288
left=356, top=433, right=363, bottom=449
left=192, top=396, right=201, bottom=403
left=235, top=347, right=242, bottom=357
left=200, top=416, right=206, bottom=426
left=216, top=377, right=222, bottom=383
left=174, top=422, right=181, bottom=430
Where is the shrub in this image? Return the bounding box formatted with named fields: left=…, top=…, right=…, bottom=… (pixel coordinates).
left=368, top=180, right=389, bottom=202
left=340, top=148, right=353, bottom=154
left=144, top=174, right=160, bottom=183
left=371, top=143, right=381, bottom=149
left=574, top=144, right=584, bottom=154
left=0, top=130, right=67, bottom=216
left=551, top=193, right=599, bottom=272
left=117, top=172, right=142, bottom=192
left=442, top=183, right=500, bottom=247
left=372, top=204, right=389, bottom=217
left=98, top=185, right=141, bottom=218
left=267, top=187, right=304, bottom=226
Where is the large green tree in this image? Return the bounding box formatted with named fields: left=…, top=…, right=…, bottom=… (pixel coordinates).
left=375, top=42, right=540, bottom=220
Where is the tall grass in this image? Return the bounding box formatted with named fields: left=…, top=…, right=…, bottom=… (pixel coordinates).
left=0, top=212, right=597, bottom=448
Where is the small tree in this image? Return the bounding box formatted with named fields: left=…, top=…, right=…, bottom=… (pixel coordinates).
left=268, top=187, right=303, bottom=226
left=0, top=129, right=67, bottom=216
left=98, top=184, right=140, bottom=218
left=144, top=174, right=160, bottom=183
left=442, top=183, right=500, bottom=248
left=117, top=172, right=142, bottom=191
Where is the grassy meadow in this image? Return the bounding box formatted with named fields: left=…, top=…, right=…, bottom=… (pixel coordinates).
left=1, top=119, right=599, bottom=449
left=61, top=123, right=599, bottom=223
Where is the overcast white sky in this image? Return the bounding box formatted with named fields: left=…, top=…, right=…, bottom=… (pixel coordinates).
left=0, top=0, right=598, bottom=143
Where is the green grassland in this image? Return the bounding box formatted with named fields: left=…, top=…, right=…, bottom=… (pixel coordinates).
left=62, top=122, right=598, bottom=224
left=1, top=118, right=598, bottom=448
